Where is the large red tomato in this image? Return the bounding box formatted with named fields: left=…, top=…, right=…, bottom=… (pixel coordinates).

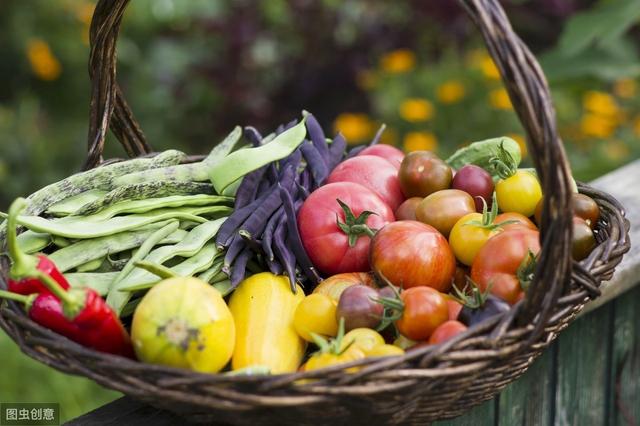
left=471, top=228, right=540, bottom=304
left=370, top=221, right=456, bottom=292
left=358, top=145, right=405, bottom=170
left=327, top=155, right=405, bottom=211
left=298, top=182, right=395, bottom=275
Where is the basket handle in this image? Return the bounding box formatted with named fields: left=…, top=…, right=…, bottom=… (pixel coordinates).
left=86, top=0, right=574, bottom=328
left=84, top=0, right=152, bottom=170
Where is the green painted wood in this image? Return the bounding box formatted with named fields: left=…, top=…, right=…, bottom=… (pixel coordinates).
left=554, top=303, right=613, bottom=426
left=609, top=285, right=640, bottom=426
left=434, top=398, right=495, bottom=426
left=497, top=347, right=554, bottom=426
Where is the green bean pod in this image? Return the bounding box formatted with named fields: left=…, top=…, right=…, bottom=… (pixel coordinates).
left=65, top=272, right=120, bottom=296
left=46, top=189, right=108, bottom=217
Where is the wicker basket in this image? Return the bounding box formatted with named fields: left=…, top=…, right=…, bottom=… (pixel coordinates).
left=0, top=0, right=631, bottom=424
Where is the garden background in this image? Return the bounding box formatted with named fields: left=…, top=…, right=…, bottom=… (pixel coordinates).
left=0, top=0, right=639, bottom=421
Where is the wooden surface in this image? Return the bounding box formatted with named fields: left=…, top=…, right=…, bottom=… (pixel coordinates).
left=66, top=160, right=640, bottom=425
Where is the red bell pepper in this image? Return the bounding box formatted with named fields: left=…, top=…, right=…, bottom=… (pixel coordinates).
left=6, top=198, right=70, bottom=295
left=0, top=274, right=134, bottom=358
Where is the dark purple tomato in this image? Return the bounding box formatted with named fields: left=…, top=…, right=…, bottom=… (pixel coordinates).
left=458, top=294, right=510, bottom=326
left=395, top=197, right=423, bottom=221
left=451, top=165, right=494, bottom=212
left=336, top=285, right=383, bottom=331
left=573, top=217, right=596, bottom=261
left=398, top=152, right=452, bottom=198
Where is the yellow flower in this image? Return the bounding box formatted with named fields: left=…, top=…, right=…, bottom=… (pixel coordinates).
left=480, top=56, right=501, bottom=80
left=380, top=49, right=416, bottom=74
left=465, top=49, right=486, bottom=67
left=334, top=113, right=373, bottom=144
left=603, top=140, right=630, bottom=161
left=436, top=81, right=466, bottom=104
left=399, top=99, right=434, bottom=122
left=613, top=79, right=637, bottom=99
left=489, top=88, right=512, bottom=110
left=75, top=1, right=95, bottom=25
left=403, top=132, right=438, bottom=152
left=507, top=133, right=527, bottom=159
left=580, top=114, right=617, bottom=139
left=583, top=91, right=619, bottom=117
left=633, top=116, right=640, bottom=137
left=356, top=69, right=377, bottom=91
left=26, top=38, right=61, bottom=81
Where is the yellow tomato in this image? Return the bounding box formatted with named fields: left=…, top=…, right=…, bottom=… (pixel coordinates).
left=293, top=294, right=339, bottom=342
left=132, top=277, right=235, bottom=373
left=449, top=213, right=498, bottom=266
left=496, top=170, right=542, bottom=216
left=366, top=344, right=405, bottom=357
left=304, top=345, right=366, bottom=372
left=342, top=328, right=385, bottom=353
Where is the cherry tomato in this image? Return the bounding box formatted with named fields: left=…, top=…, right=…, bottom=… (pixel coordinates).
left=358, top=144, right=405, bottom=170
left=449, top=213, right=498, bottom=266
left=313, top=272, right=376, bottom=303
left=366, top=344, right=405, bottom=357
left=293, top=294, right=339, bottom=342
left=371, top=221, right=456, bottom=292
left=298, top=182, right=395, bottom=275
left=427, top=320, right=468, bottom=344
left=396, top=287, right=449, bottom=340
left=304, top=345, right=365, bottom=372
left=573, top=217, right=596, bottom=261
left=451, top=165, right=494, bottom=212
left=336, top=285, right=383, bottom=331
left=446, top=299, right=463, bottom=321
left=395, top=197, right=423, bottom=221
left=495, top=212, right=537, bottom=231
left=415, top=189, right=476, bottom=237
left=535, top=194, right=600, bottom=230
left=398, top=151, right=452, bottom=198
left=471, top=229, right=541, bottom=304
left=343, top=328, right=385, bottom=353
left=327, top=155, right=405, bottom=211
left=495, top=170, right=542, bottom=216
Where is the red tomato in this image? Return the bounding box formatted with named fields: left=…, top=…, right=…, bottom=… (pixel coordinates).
left=395, top=197, right=423, bottom=221
left=471, top=229, right=540, bottom=304
left=446, top=299, right=463, bottom=321
left=370, top=221, right=456, bottom=292
left=298, top=182, right=395, bottom=275
left=358, top=145, right=405, bottom=170
left=427, top=320, right=468, bottom=344
left=495, top=212, right=538, bottom=231
left=396, top=287, right=449, bottom=340
left=327, top=155, right=405, bottom=211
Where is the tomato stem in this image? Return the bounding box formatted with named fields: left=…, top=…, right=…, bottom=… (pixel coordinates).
left=335, top=199, right=378, bottom=247
left=516, top=250, right=537, bottom=291
left=451, top=278, right=492, bottom=309
left=489, top=142, right=518, bottom=180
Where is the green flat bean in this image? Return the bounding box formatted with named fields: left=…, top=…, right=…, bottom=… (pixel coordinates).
left=111, top=221, right=180, bottom=288
left=112, top=126, right=243, bottom=187
left=66, top=272, right=119, bottom=296
left=76, top=257, right=105, bottom=272
left=212, top=280, right=233, bottom=297
left=46, top=189, right=108, bottom=216
left=16, top=231, right=50, bottom=254
left=209, top=118, right=306, bottom=192
left=118, top=243, right=220, bottom=294
left=67, top=195, right=233, bottom=222
left=197, top=260, right=224, bottom=283
left=74, top=182, right=217, bottom=216
left=49, top=222, right=187, bottom=271
left=13, top=207, right=210, bottom=239
left=52, top=236, right=72, bottom=248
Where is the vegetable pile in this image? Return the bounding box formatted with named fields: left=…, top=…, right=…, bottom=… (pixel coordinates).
left=0, top=113, right=601, bottom=375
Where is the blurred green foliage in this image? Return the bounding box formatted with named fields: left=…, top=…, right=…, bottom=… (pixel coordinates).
left=0, top=0, right=638, bottom=421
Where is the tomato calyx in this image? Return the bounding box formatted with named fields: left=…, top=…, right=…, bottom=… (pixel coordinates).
left=310, top=317, right=354, bottom=356
left=374, top=286, right=404, bottom=332
left=466, top=193, right=518, bottom=231
left=516, top=250, right=537, bottom=291
left=489, top=142, right=519, bottom=180
left=451, top=278, right=492, bottom=310
left=335, top=198, right=378, bottom=247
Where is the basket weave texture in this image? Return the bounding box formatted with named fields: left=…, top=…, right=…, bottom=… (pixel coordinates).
left=0, top=0, right=631, bottom=424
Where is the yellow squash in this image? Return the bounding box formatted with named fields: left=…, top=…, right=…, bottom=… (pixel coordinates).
left=229, top=272, right=306, bottom=373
